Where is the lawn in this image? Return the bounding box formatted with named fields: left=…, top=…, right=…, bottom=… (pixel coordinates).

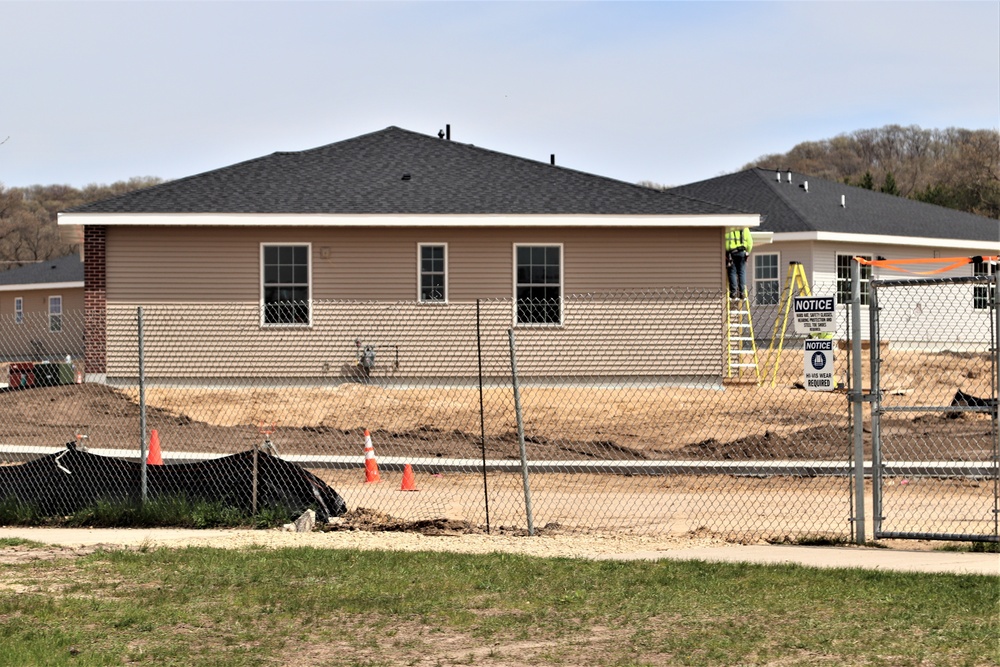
left=0, top=543, right=996, bottom=666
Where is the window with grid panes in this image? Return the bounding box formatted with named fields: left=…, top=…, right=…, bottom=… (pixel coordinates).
left=515, top=245, right=561, bottom=325
left=837, top=254, right=871, bottom=305
left=754, top=253, right=780, bottom=305
left=973, top=257, right=995, bottom=309
left=419, top=244, right=447, bottom=302
left=262, top=244, right=310, bottom=325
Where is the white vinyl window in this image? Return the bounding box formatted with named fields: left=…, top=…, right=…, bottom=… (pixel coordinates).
left=418, top=243, right=447, bottom=303
left=836, top=254, right=871, bottom=306
left=14, top=297, right=23, bottom=325
left=48, top=295, right=62, bottom=333
left=514, top=244, right=563, bottom=326
left=261, top=243, right=311, bottom=326
left=973, top=257, right=996, bottom=310
left=753, top=253, right=780, bottom=305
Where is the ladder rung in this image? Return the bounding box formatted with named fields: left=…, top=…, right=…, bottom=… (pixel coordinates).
left=730, top=363, right=759, bottom=368
left=731, top=350, right=758, bottom=356
left=730, top=336, right=753, bottom=341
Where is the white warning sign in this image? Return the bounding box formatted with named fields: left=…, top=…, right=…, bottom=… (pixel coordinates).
left=793, top=296, right=837, bottom=335
left=803, top=339, right=834, bottom=392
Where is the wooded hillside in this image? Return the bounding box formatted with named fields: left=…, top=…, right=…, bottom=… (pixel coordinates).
left=0, top=178, right=160, bottom=271
left=742, top=125, right=1000, bottom=219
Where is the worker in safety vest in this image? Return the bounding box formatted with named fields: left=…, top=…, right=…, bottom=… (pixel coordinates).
left=725, top=227, right=753, bottom=301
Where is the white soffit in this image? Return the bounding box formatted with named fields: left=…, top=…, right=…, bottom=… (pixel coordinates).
left=58, top=213, right=761, bottom=229
left=774, top=231, right=1000, bottom=252
left=0, top=281, right=84, bottom=293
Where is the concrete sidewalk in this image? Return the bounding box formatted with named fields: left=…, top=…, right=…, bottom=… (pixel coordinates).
left=608, top=544, right=999, bottom=576
left=0, top=527, right=997, bottom=576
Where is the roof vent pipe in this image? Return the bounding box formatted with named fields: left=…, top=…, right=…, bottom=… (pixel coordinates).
left=550, top=154, right=555, bottom=166
left=786, top=170, right=792, bottom=183
left=803, top=181, right=809, bottom=192
left=775, top=169, right=781, bottom=182
left=841, top=194, right=846, bottom=208
left=446, top=124, right=451, bottom=141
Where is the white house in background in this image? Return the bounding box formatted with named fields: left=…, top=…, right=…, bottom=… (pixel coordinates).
left=670, top=169, right=999, bottom=349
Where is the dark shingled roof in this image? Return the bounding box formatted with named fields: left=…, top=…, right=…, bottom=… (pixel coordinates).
left=0, top=254, right=83, bottom=286
left=668, top=168, right=999, bottom=244
left=67, top=126, right=742, bottom=217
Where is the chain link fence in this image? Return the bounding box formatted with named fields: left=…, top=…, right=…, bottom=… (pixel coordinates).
left=0, top=286, right=875, bottom=541
left=870, top=275, right=999, bottom=542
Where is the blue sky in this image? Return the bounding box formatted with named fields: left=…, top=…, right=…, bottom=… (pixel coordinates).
left=1, top=1, right=997, bottom=189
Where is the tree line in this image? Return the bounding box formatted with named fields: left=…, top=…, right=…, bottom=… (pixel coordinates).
left=742, top=125, right=1000, bottom=219
left=1, top=124, right=996, bottom=272
left=0, top=178, right=161, bottom=272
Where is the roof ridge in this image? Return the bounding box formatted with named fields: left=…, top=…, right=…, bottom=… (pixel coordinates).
left=750, top=168, right=818, bottom=232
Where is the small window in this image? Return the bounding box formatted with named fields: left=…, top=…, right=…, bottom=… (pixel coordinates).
left=261, top=244, right=311, bottom=326
left=973, top=257, right=996, bottom=310
left=515, top=244, right=562, bottom=325
left=753, top=253, right=780, bottom=305
left=48, top=295, right=62, bottom=333
left=418, top=244, right=447, bottom=303
left=837, top=254, right=871, bottom=306
left=14, top=297, right=23, bottom=325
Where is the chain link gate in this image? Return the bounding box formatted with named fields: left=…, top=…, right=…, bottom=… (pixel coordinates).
left=869, top=274, right=999, bottom=542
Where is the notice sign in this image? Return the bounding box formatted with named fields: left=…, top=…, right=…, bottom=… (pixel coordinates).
left=793, top=296, right=837, bottom=335
left=803, top=339, right=834, bottom=392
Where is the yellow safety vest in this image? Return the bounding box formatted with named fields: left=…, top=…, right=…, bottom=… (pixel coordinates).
left=725, top=228, right=753, bottom=253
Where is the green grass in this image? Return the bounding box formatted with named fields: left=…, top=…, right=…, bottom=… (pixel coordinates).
left=0, top=546, right=996, bottom=666
left=0, top=495, right=292, bottom=529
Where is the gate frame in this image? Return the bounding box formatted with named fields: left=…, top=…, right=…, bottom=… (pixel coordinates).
left=865, top=272, right=999, bottom=543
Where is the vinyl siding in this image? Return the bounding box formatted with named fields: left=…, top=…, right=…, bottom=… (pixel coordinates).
left=0, top=288, right=85, bottom=360
left=106, top=225, right=723, bottom=302
left=103, top=225, right=726, bottom=379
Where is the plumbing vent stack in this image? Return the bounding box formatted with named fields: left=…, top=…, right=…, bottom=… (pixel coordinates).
left=841, top=194, right=846, bottom=208
left=786, top=170, right=792, bottom=183
left=775, top=169, right=781, bottom=182
left=804, top=181, right=809, bottom=192
left=550, top=154, right=555, bottom=166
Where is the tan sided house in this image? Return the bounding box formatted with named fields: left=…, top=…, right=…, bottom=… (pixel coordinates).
left=59, top=126, right=758, bottom=383
left=0, top=253, right=84, bottom=364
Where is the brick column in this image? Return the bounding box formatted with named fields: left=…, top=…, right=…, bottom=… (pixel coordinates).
left=84, top=225, right=107, bottom=377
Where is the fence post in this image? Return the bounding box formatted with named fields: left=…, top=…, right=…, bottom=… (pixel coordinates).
left=477, top=300, right=491, bottom=534
left=850, top=261, right=866, bottom=543
left=138, top=306, right=148, bottom=503
left=993, top=272, right=999, bottom=538
left=507, top=328, right=535, bottom=536
left=869, top=276, right=883, bottom=539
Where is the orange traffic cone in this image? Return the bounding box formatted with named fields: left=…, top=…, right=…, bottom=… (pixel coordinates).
left=363, top=429, right=381, bottom=483
left=400, top=464, right=418, bottom=491
left=147, top=429, right=163, bottom=465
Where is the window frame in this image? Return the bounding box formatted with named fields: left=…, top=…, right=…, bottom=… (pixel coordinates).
left=753, top=252, right=781, bottom=306
left=512, top=243, right=564, bottom=327
left=14, top=297, right=23, bottom=325
left=259, top=242, right=312, bottom=328
left=417, top=242, right=448, bottom=304
left=48, top=295, right=62, bottom=333
left=836, top=253, right=871, bottom=306
left=973, top=257, right=996, bottom=310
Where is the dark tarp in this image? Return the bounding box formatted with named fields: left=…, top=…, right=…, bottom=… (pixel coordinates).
left=0, top=443, right=347, bottom=521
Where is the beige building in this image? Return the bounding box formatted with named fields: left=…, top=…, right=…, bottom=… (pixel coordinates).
left=59, top=126, right=758, bottom=382
left=0, top=254, right=84, bottom=363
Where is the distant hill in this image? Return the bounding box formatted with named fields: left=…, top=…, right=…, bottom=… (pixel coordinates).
left=0, top=178, right=161, bottom=271
left=741, top=125, right=999, bottom=219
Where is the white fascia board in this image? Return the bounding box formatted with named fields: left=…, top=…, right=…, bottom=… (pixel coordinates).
left=0, top=281, right=83, bottom=293
left=750, top=231, right=774, bottom=246
left=774, top=231, right=1000, bottom=252
left=58, top=212, right=761, bottom=228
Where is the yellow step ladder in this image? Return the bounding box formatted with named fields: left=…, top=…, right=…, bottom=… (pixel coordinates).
left=765, top=261, right=812, bottom=387
left=726, top=292, right=761, bottom=383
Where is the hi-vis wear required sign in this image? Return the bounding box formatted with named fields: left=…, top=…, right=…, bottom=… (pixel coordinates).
left=803, top=339, right=834, bottom=391
left=793, top=296, right=836, bottom=335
